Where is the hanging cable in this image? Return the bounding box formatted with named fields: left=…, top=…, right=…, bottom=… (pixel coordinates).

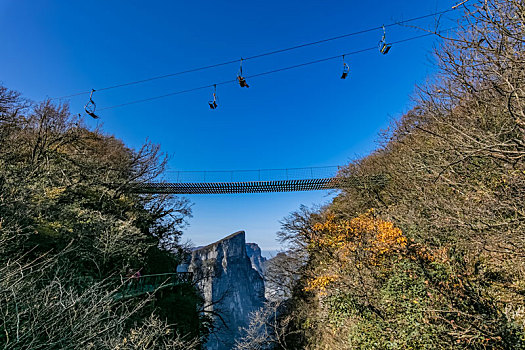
left=98, top=82, right=234, bottom=111
left=51, top=7, right=459, bottom=100
left=97, top=28, right=456, bottom=112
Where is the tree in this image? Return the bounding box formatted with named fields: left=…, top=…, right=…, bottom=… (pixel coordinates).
left=277, top=1, right=525, bottom=348
left=0, top=86, right=205, bottom=349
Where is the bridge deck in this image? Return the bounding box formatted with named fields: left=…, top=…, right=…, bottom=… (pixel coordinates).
left=133, top=178, right=340, bottom=194
left=131, top=175, right=387, bottom=194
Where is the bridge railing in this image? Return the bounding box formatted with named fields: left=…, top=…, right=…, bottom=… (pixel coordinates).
left=164, top=166, right=341, bottom=183
left=115, top=272, right=193, bottom=299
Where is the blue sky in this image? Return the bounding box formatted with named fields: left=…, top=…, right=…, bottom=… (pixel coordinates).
left=0, top=0, right=460, bottom=256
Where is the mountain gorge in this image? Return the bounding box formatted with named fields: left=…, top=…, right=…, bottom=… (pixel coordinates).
left=179, top=232, right=266, bottom=350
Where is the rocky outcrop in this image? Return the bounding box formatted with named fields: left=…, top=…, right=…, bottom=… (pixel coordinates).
left=245, top=242, right=267, bottom=277
left=178, top=231, right=265, bottom=350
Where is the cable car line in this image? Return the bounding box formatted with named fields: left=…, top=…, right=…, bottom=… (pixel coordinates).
left=51, top=7, right=458, bottom=101
left=97, top=28, right=456, bottom=112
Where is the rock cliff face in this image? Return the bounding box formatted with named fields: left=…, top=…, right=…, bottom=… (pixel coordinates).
left=179, top=231, right=265, bottom=350
left=245, top=242, right=267, bottom=277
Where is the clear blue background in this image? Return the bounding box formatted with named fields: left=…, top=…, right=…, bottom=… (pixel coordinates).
left=0, top=0, right=459, bottom=256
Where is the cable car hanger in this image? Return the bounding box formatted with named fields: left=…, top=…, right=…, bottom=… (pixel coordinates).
left=84, top=89, right=99, bottom=119
left=208, top=84, right=218, bottom=109
left=341, top=55, right=350, bottom=79
left=379, top=25, right=392, bottom=55
left=237, top=58, right=250, bottom=88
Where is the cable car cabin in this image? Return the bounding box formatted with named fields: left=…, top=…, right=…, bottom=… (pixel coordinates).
left=378, top=25, right=392, bottom=55
left=341, top=62, right=350, bottom=79
left=86, top=111, right=99, bottom=119
left=209, top=86, right=218, bottom=109
left=237, top=76, right=249, bottom=88
left=379, top=42, right=392, bottom=55
left=84, top=89, right=100, bottom=119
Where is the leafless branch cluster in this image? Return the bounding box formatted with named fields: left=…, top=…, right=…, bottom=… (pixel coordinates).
left=0, top=88, right=200, bottom=348
left=271, top=1, right=525, bottom=348
left=234, top=301, right=301, bottom=350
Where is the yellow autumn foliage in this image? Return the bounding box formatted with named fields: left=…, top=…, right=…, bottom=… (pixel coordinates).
left=310, top=210, right=406, bottom=257
left=304, top=275, right=340, bottom=295
left=305, top=210, right=407, bottom=293
left=44, top=186, right=66, bottom=199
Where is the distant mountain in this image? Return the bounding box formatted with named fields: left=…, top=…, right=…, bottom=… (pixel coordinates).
left=245, top=242, right=267, bottom=277
left=193, top=242, right=267, bottom=277
left=179, top=232, right=265, bottom=350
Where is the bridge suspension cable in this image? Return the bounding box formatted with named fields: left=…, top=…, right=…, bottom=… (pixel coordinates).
left=165, top=166, right=341, bottom=183
left=51, top=7, right=459, bottom=101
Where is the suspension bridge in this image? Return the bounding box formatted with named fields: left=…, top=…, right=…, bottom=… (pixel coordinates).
left=132, top=166, right=387, bottom=194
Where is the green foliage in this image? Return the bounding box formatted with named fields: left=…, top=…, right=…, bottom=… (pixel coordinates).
left=0, top=87, right=206, bottom=349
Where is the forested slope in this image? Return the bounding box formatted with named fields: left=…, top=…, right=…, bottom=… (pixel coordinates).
left=0, top=88, right=208, bottom=349
left=276, top=1, right=525, bottom=348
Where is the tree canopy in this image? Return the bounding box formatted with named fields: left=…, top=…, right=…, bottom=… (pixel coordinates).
left=0, top=87, right=208, bottom=349
left=262, top=1, right=525, bottom=349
